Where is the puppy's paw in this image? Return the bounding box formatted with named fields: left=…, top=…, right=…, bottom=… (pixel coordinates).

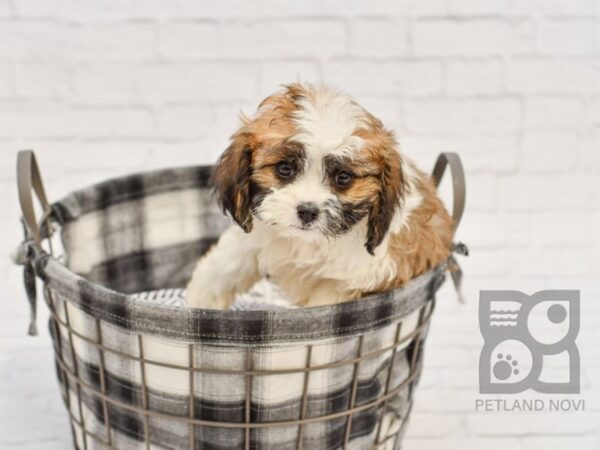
left=186, top=272, right=234, bottom=310
left=185, top=225, right=261, bottom=310
left=186, top=289, right=234, bottom=310
left=186, top=261, right=236, bottom=310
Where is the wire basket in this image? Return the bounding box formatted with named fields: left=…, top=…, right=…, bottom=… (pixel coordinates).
left=14, top=151, right=465, bottom=450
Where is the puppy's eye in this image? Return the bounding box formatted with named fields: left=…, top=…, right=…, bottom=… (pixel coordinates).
left=275, top=161, right=295, bottom=179
left=334, top=171, right=354, bottom=188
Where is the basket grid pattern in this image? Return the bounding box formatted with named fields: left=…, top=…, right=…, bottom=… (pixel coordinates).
left=45, top=284, right=431, bottom=450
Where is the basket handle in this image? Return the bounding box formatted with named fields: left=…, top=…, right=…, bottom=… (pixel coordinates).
left=432, top=152, right=467, bottom=302
left=431, top=152, right=466, bottom=235
left=17, top=150, right=52, bottom=249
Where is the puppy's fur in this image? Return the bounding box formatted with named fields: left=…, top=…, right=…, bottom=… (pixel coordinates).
left=187, top=84, right=452, bottom=309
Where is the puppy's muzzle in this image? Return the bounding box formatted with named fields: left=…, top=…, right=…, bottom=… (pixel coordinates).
left=297, top=203, right=320, bottom=225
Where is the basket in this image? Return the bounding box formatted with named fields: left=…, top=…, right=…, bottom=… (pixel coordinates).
left=14, top=151, right=466, bottom=450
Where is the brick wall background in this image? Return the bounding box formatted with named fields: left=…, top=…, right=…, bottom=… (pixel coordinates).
left=0, top=1, right=599, bottom=449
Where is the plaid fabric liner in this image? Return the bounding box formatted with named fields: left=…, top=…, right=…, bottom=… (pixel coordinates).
left=27, top=165, right=448, bottom=450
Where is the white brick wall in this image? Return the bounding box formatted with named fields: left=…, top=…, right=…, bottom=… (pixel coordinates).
left=0, top=1, right=599, bottom=449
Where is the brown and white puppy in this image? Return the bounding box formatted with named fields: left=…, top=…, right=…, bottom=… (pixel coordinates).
left=187, top=83, right=453, bottom=309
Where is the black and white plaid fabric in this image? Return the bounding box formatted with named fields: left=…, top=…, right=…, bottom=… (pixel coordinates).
left=26, top=165, right=447, bottom=450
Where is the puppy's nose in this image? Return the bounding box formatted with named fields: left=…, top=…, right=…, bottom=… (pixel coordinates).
left=297, top=203, right=320, bottom=224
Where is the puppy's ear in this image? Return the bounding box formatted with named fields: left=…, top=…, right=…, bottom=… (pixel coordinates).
left=365, top=146, right=405, bottom=255
left=212, top=137, right=254, bottom=232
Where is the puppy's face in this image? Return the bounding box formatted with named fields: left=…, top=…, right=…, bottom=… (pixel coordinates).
left=213, top=84, right=405, bottom=254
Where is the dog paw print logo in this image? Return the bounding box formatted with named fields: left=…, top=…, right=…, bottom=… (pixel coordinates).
left=479, top=290, right=580, bottom=394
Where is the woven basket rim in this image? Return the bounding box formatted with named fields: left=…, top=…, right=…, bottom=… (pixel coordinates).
left=36, top=246, right=445, bottom=343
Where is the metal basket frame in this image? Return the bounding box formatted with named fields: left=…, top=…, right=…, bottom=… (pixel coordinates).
left=46, top=281, right=432, bottom=450
left=15, top=150, right=465, bottom=450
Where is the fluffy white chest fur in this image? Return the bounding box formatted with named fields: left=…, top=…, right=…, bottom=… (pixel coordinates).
left=188, top=220, right=398, bottom=308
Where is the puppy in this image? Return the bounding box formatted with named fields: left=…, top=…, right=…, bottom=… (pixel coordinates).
left=187, top=83, right=453, bottom=309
